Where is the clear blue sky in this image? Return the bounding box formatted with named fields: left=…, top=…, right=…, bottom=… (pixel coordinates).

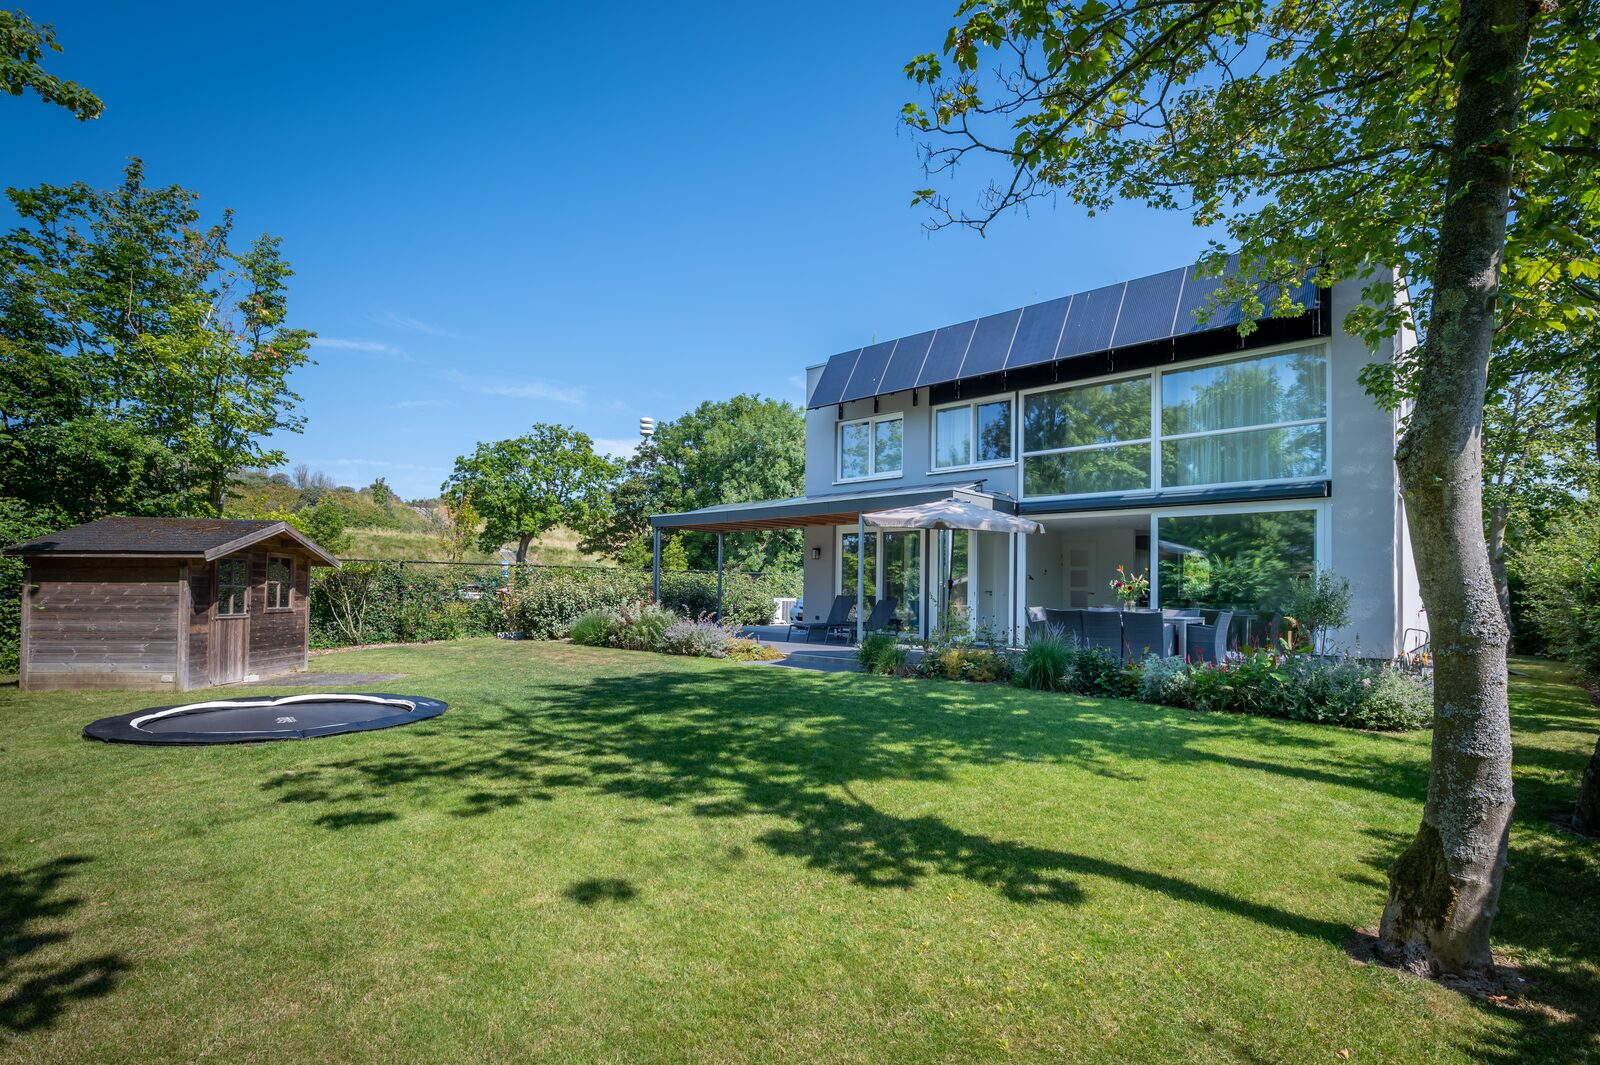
left=7, top=2, right=1221, bottom=500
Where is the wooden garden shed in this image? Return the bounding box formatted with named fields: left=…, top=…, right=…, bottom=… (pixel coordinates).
left=5, top=517, right=339, bottom=692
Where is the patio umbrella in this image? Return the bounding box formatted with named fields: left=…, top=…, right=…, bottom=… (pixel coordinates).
left=861, top=497, right=1044, bottom=535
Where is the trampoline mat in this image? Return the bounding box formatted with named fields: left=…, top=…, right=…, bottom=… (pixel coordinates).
left=84, top=693, right=448, bottom=745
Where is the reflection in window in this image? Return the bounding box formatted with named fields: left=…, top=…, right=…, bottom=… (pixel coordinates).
left=1024, top=376, right=1151, bottom=451
left=934, top=399, right=1013, bottom=469
left=935, top=407, right=971, bottom=467
left=839, top=415, right=902, bottom=480
left=266, top=556, right=293, bottom=609
left=840, top=531, right=878, bottom=602
left=1162, top=425, right=1327, bottom=486
left=1161, top=349, right=1326, bottom=436
left=1156, top=510, right=1317, bottom=640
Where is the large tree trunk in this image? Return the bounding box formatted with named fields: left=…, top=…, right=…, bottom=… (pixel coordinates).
left=1578, top=736, right=1600, bottom=837
left=516, top=533, right=532, bottom=564
left=1378, top=0, right=1530, bottom=975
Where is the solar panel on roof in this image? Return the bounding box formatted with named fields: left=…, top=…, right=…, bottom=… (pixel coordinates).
left=839, top=340, right=898, bottom=403
left=1174, top=266, right=1242, bottom=334
left=954, top=308, right=1022, bottom=379
left=1003, top=295, right=1071, bottom=372
left=916, top=320, right=978, bottom=388
left=1055, top=283, right=1125, bottom=359
left=877, top=330, right=935, bottom=394
left=1110, top=267, right=1187, bottom=348
left=808, top=348, right=861, bottom=407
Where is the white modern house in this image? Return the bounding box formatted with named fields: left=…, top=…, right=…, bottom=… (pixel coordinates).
left=652, top=261, right=1425, bottom=657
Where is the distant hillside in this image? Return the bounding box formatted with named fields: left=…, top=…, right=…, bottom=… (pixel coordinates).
left=225, top=468, right=600, bottom=565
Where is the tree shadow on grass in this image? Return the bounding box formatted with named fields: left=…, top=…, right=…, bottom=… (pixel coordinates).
left=0, top=855, right=128, bottom=1039
left=264, top=661, right=1600, bottom=1056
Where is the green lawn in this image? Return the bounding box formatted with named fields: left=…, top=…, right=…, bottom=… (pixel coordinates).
left=2, top=642, right=1596, bottom=1063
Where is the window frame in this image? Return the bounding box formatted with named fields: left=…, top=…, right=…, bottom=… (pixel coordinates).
left=216, top=557, right=250, bottom=618
left=930, top=396, right=1016, bottom=472
left=1018, top=340, right=1332, bottom=501
left=266, top=554, right=295, bottom=611
left=835, top=412, right=905, bottom=484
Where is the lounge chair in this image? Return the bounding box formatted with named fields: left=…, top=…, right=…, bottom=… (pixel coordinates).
left=863, top=597, right=900, bottom=635
left=787, top=594, right=855, bottom=644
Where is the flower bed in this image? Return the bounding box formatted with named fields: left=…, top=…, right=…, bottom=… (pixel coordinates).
left=877, top=624, right=1432, bottom=732
left=568, top=605, right=782, bottom=661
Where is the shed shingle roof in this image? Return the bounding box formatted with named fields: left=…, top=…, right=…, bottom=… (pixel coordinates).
left=4, top=517, right=340, bottom=566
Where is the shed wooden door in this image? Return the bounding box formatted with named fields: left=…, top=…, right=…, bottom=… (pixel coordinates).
left=210, top=557, right=251, bottom=685
left=210, top=618, right=248, bottom=684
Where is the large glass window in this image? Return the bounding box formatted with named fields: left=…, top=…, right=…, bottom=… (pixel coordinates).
left=933, top=529, right=969, bottom=633
left=1022, top=376, right=1152, bottom=495
left=1160, top=349, right=1327, bottom=487
left=882, top=531, right=922, bottom=629
left=839, top=414, right=903, bottom=480
left=1156, top=509, right=1317, bottom=642
left=839, top=531, right=878, bottom=602
left=934, top=399, right=1013, bottom=469
left=1020, top=346, right=1328, bottom=498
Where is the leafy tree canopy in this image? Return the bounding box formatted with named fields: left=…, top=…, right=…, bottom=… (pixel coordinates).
left=442, top=424, right=619, bottom=563
left=1, top=9, right=102, bottom=120
left=0, top=160, right=314, bottom=520
left=578, top=394, right=806, bottom=573
left=903, top=0, right=1598, bottom=359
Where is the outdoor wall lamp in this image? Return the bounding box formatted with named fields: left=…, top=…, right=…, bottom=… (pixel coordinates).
left=811, top=547, right=822, bottom=560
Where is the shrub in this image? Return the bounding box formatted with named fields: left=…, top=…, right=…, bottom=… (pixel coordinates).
left=726, top=637, right=782, bottom=662
left=569, top=609, right=620, bottom=647
left=1515, top=511, right=1600, bottom=676
left=611, top=601, right=676, bottom=651
left=1346, top=669, right=1433, bottom=731
left=1137, top=654, right=1190, bottom=705
left=857, top=633, right=908, bottom=676
left=1278, top=655, right=1372, bottom=724
left=660, top=617, right=732, bottom=658
left=1070, top=645, right=1125, bottom=697
left=1017, top=629, right=1074, bottom=692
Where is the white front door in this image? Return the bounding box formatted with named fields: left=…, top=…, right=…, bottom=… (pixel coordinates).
left=1065, top=542, right=1097, bottom=608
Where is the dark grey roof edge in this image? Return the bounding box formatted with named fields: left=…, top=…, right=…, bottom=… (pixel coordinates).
left=1017, top=479, right=1331, bottom=516
left=4, top=517, right=340, bottom=567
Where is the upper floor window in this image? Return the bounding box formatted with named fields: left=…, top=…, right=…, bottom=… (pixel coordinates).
left=1020, top=345, right=1328, bottom=498
left=1160, top=348, right=1328, bottom=487
left=1023, top=375, right=1153, bottom=496
left=933, top=399, right=1013, bottom=469
left=839, top=414, right=902, bottom=481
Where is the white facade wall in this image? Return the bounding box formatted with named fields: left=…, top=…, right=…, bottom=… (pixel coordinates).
left=798, top=273, right=1422, bottom=655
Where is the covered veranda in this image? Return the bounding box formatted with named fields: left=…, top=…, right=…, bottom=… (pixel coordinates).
left=649, top=483, right=1043, bottom=644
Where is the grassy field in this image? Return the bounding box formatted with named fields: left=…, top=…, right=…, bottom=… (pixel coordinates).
left=343, top=525, right=597, bottom=565
left=1, top=642, right=1596, bottom=1063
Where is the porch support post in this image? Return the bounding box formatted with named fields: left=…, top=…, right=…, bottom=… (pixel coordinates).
left=652, top=527, right=661, bottom=603
left=856, top=514, right=866, bottom=645
left=715, top=532, right=725, bottom=624
left=1013, top=531, right=1027, bottom=646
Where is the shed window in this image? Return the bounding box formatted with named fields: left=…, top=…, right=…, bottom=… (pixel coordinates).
left=267, top=556, right=293, bottom=610
left=217, top=558, right=249, bottom=616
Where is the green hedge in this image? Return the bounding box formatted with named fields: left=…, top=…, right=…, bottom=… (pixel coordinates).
left=309, top=562, right=801, bottom=648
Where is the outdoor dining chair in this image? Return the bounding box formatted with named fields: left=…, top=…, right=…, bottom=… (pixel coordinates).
left=1186, top=609, right=1235, bottom=664
left=1080, top=609, right=1123, bottom=656
left=1121, top=610, right=1169, bottom=660
left=1043, top=608, right=1082, bottom=643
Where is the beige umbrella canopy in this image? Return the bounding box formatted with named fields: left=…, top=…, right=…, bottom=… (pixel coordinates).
left=862, top=497, right=1044, bottom=535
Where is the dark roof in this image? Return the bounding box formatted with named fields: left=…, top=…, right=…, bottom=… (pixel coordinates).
left=807, top=258, right=1325, bottom=408
left=4, top=517, right=340, bottom=567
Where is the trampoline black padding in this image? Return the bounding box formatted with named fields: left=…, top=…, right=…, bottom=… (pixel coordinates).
left=83, top=692, right=448, bottom=745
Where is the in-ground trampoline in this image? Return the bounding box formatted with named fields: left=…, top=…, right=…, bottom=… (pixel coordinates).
left=83, top=692, right=448, bottom=745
